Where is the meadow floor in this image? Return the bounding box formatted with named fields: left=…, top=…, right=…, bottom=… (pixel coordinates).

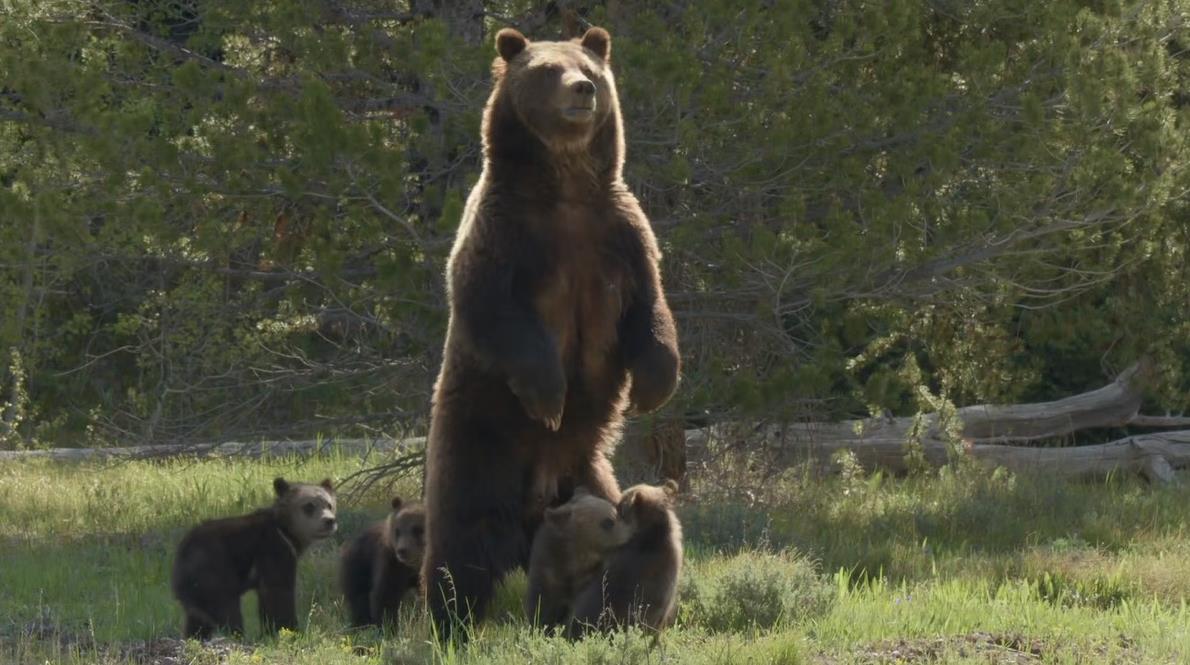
left=1, top=452, right=1187, bottom=664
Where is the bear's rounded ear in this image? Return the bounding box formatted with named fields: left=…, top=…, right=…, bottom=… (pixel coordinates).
left=620, top=491, right=640, bottom=515
left=580, top=27, right=611, bottom=62
left=496, top=28, right=528, bottom=61
left=391, top=496, right=403, bottom=511
left=320, top=478, right=335, bottom=493
left=273, top=477, right=290, bottom=497
left=661, top=479, right=679, bottom=497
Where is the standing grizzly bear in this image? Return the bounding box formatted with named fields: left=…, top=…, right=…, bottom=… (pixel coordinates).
left=524, top=487, right=632, bottom=631
left=422, top=26, right=680, bottom=639
left=568, top=480, right=683, bottom=639
left=339, top=496, right=425, bottom=629
left=171, top=477, right=337, bottom=639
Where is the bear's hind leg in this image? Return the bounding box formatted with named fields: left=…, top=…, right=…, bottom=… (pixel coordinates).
left=425, top=515, right=518, bottom=641
left=346, top=587, right=373, bottom=628
left=220, top=600, right=245, bottom=637
left=181, top=597, right=241, bottom=639
left=423, top=440, right=529, bottom=642
left=182, top=609, right=214, bottom=640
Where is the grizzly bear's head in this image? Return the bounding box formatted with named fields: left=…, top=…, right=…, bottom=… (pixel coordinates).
left=543, top=486, right=632, bottom=555
left=487, top=27, right=622, bottom=164
left=384, top=496, right=426, bottom=568
left=617, top=479, right=679, bottom=533
left=273, top=476, right=338, bottom=546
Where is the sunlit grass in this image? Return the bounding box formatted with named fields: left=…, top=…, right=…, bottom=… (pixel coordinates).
left=1, top=455, right=1187, bottom=663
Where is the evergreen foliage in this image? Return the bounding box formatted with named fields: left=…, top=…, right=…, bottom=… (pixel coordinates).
left=1, top=1, right=1186, bottom=446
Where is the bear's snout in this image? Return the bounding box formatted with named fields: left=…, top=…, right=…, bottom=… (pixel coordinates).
left=571, top=79, right=595, bottom=96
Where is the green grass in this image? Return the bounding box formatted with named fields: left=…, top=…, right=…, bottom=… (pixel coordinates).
left=1, top=454, right=1187, bottom=664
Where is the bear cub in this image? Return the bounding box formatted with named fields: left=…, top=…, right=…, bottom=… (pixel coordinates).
left=524, top=487, right=631, bottom=631
left=569, top=480, right=683, bottom=638
left=340, top=496, right=426, bottom=629
left=171, top=477, right=337, bottom=639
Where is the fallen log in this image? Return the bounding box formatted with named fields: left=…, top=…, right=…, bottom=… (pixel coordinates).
left=685, top=427, right=1190, bottom=483
left=729, top=359, right=1152, bottom=449
left=672, top=359, right=1188, bottom=484
left=970, top=430, right=1190, bottom=483
left=2, top=359, right=1182, bottom=486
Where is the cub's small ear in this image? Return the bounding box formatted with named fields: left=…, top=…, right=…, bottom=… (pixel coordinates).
left=320, top=478, right=335, bottom=493
left=661, top=479, right=679, bottom=497
left=273, top=477, right=290, bottom=497
left=580, top=27, right=611, bottom=61
left=619, top=492, right=640, bottom=516
left=391, top=496, right=403, bottom=511
left=545, top=505, right=572, bottom=527
left=496, top=28, right=528, bottom=61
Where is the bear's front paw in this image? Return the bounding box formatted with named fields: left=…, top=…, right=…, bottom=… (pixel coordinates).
left=508, top=363, right=567, bottom=431
left=627, top=348, right=680, bottom=414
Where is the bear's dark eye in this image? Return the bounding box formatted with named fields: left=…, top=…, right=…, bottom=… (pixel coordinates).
left=600, top=518, right=614, bottom=531
left=303, top=502, right=316, bottom=516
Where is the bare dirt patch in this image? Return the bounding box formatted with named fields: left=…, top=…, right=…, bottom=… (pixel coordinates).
left=818, top=632, right=1138, bottom=664
left=119, top=636, right=249, bottom=664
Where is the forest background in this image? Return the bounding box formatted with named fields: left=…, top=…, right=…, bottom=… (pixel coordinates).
left=1, top=0, right=1187, bottom=451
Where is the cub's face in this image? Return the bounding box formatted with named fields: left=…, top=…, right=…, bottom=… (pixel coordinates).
left=545, top=487, right=632, bottom=553
left=385, top=497, right=426, bottom=568
left=495, top=27, right=616, bottom=151
left=618, top=480, right=679, bottom=533
left=273, top=477, right=337, bottom=544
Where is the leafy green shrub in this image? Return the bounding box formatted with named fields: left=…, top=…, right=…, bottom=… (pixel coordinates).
left=681, top=549, right=834, bottom=633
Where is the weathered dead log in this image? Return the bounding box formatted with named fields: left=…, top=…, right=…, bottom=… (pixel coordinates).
left=734, top=359, right=1152, bottom=449
left=678, top=359, right=1190, bottom=483
left=1128, top=414, right=1190, bottom=428
left=686, top=428, right=1190, bottom=483
left=957, top=359, right=1151, bottom=441
left=968, top=431, right=1190, bottom=482
left=1, top=359, right=1180, bottom=487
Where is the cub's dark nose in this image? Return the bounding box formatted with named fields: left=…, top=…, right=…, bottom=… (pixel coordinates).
left=572, top=79, right=595, bottom=96
left=323, top=517, right=336, bottom=528
left=396, top=547, right=409, bottom=560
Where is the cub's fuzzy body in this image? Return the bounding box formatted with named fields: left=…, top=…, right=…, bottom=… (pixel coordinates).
left=171, top=478, right=336, bottom=638
left=340, top=498, right=425, bottom=629
left=525, top=490, right=631, bottom=630
left=569, top=481, right=683, bottom=638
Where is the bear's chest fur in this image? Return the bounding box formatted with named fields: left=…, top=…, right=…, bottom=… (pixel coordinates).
left=530, top=200, right=632, bottom=379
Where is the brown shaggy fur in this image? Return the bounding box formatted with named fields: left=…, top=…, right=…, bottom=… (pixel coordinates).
left=568, top=480, right=683, bottom=639
left=524, top=488, right=631, bottom=631
left=422, top=26, right=680, bottom=640
left=340, top=497, right=425, bottom=629
left=171, top=478, right=337, bottom=639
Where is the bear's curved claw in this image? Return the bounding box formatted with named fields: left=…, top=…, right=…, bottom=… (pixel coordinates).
left=507, top=361, right=566, bottom=430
